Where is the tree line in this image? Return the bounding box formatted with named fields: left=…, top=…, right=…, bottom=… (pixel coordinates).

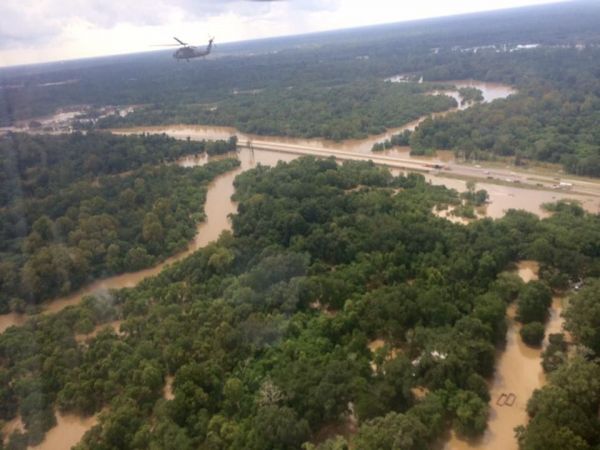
left=98, top=81, right=456, bottom=141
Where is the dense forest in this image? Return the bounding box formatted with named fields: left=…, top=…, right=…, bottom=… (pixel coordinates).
left=372, top=130, right=412, bottom=152
left=99, top=45, right=600, bottom=174
left=1, top=158, right=598, bottom=449
left=457, top=87, right=483, bottom=105
left=97, top=82, right=457, bottom=141
left=409, top=48, right=600, bottom=176
left=0, top=133, right=239, bottom=312
left=0, top=132, right=238, bottom=207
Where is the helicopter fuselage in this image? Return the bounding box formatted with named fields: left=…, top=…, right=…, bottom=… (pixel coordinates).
left=173, top=40, right=213, bottom=61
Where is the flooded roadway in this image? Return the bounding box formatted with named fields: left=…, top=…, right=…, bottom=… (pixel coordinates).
left=113, top=128, right=600, bottom=218
left=424, top=176, right=599, bottom=218
left=111, top=81, right=515, bottom=154
left=112, top=79, right=599, bottom=216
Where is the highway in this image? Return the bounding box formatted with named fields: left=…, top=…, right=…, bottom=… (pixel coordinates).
left=111, top=126, right=600, bottom=201
left=238, top=139, right=600, bottom=198
left=239, top=139, right=436, bottom=172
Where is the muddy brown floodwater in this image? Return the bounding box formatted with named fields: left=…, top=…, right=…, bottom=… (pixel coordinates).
left=1, top=413, right=98, bottom=450
left=1, top=416, right=24, bottom=446
left=30, top=413, right=99, bottom=450
left=444, top=261, right=565, bottom=450
left=3, top=81, right=592, bottom=333
left=424, top=176, right=599, bottom=219
left=163, top=375, right=175, bottom=400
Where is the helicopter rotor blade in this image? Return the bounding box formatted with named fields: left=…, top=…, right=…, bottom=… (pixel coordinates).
left=173, top=37, right=188, bottom=46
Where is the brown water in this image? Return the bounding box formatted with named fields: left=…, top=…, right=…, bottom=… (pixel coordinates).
left=432, top=206, right=467, bottom=225
left=431, top=204, right=486, bottom=225
left=426, top=176, right=599, bottom=219
left=448, top=80, right=517, bottom=103
left=2, top=416, right=24, bottom=444
left=112, top=79, right=598, bottom=220
left=163, top=376, right=175, bottom=400
left=385, top=77, right=516, bottom=104
left=1, top=413, right=97, bottom=450
left=30, top=413, right=98, bottom=450
left=444, top=261, right=564, bottom=450
left=114, top=115, right=444, bottom=157
left=2, top=79, right=594, bottom=336
left=516, top=261, right=540, bottom=283
left=0, top=148, right=296, bottom=449
left=367, top=339, right=402, bottom=372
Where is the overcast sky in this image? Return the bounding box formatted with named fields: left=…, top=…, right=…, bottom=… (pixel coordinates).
left=0, top=0, right=566, bottom=67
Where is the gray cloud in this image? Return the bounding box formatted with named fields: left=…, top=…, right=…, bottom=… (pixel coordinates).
left=0, top=3, right=61, bottom=45
left=0, top=0, right=321, bottom=47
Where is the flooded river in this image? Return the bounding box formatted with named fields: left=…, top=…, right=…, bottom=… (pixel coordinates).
left=0, top=148, right=296, bottom=448
left=0, top=148, right=295, bottom=334
left=445, top=261, right=565, bottom=450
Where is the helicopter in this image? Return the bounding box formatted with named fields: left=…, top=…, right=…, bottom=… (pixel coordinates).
left=169, top=37, right=215, bottom=61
